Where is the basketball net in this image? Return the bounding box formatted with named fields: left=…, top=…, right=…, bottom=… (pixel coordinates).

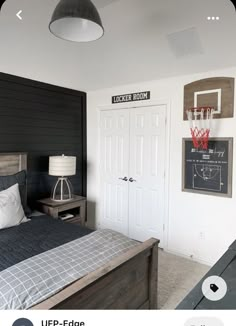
left=187, top=107, right=214, bottom=150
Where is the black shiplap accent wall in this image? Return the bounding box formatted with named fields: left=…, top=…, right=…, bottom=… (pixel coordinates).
left=0, top=73, right=86, bottom=205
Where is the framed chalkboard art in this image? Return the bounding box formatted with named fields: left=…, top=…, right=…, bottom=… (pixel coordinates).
left=182, top=138, right=233, bottom=197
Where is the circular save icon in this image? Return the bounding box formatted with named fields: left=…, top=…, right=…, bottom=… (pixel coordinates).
left=202, top=275, right=227, bottom=301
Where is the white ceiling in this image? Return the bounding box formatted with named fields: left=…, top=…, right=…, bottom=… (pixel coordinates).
left=0, top=0, right=235, bottom=91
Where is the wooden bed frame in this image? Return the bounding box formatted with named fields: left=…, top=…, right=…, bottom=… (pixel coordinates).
left=0, top=152, right=159, bottom=310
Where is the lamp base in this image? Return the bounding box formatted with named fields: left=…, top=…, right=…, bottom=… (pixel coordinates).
left=51, top=177, right=74, bottom=202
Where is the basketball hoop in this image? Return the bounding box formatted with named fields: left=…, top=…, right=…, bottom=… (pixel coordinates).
left=186, top=107, right=214, bottom=150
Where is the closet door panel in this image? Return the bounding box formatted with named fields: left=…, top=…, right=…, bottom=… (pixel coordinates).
left=128, top=106, right=166, bottom=243
left=99, top=110, right=130, bottom=235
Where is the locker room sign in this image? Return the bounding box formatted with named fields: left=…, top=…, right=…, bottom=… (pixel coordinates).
left=112, top=91, right=150, bottom=104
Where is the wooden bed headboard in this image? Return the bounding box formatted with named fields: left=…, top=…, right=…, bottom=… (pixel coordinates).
left=0, top=153, right=27, bottom=176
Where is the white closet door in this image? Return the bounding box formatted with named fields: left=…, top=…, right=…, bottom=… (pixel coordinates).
left=99, top=109, right=130, bottom=235
left=128, top=106, right=166, bottom=243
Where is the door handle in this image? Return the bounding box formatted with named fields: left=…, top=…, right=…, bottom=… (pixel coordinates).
left=129, top=177, right=137, bottom=182
left=119, top=177, right=128, bottom=181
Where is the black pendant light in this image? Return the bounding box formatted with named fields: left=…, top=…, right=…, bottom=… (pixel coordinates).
left=49, top=0, right=104, bottom=42
left=230, top=0, right=236, bottom=10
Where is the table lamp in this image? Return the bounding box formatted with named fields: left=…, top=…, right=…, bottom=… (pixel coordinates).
left=49, top=154, right=76, bottom=201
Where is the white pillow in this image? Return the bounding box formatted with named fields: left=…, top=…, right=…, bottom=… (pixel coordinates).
left=0, top=183, right=28, bottom=229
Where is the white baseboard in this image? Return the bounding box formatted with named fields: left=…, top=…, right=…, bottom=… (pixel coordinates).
left=163, top=248, right=214, bottom=267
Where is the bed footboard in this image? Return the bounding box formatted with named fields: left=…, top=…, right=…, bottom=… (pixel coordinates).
left=31, top=238, right=159, bottom=310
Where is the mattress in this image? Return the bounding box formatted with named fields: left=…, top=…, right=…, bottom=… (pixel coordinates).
left=0, top=215, right=93, bottom=271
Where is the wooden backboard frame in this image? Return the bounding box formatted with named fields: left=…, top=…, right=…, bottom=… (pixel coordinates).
left=183, top=77, right=234, bottom=120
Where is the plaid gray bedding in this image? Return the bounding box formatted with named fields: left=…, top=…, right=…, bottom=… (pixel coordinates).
left=0, top=229, right=138, bottom=310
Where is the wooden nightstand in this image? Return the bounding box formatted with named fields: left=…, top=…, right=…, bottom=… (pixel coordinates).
left=37, top=196, right=86, bottom=226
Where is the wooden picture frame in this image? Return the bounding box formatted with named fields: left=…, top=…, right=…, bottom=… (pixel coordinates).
left=182, top=138, right=233, bottom=197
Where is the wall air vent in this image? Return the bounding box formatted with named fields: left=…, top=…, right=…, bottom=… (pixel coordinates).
left=167, top=27, right=204, bottom=58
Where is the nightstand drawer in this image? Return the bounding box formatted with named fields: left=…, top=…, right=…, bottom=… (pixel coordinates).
left=40, top=205, right=59, bottom=218
left=57, top=201, right=84, bottom=213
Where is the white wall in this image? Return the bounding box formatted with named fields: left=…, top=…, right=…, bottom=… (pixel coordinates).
left=87, top=66, right=236, bottom=266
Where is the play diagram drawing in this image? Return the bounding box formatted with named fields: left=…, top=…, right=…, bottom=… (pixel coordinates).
left=183, top=138, right=233, bottom=197
left=193, top=164, right=222, bottom=191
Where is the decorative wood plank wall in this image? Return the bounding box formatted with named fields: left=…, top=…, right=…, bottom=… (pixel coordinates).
left=0, top=73, right=86, bottom=205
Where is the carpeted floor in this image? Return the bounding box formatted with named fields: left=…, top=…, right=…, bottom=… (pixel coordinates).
left=158, top=249, right=210, bottom=309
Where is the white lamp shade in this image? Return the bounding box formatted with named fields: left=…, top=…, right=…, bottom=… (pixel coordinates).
left=49, top=155, right=76, bottom=176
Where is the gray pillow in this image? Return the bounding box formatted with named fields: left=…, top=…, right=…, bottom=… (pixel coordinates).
left=0, top=170, right=30, bottom=215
